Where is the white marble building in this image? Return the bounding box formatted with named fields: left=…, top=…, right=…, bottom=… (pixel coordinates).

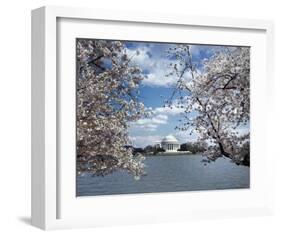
left=160, top=135, right=180, bottom=152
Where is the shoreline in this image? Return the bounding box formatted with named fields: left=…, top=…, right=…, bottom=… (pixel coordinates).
left=144, top=152, right=202, bottom=157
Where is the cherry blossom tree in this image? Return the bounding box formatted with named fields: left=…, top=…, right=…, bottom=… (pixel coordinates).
left=166, top=45, right=250, bottom=166
left=76, top=39, right=146, bottom=178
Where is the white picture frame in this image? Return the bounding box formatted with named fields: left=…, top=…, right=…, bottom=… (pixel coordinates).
left=31, top=6, right=274, bottom=230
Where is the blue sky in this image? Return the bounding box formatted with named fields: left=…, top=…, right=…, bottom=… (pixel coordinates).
left=124, top=41, right=233, bottom=148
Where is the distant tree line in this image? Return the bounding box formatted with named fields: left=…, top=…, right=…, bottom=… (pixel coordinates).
left=132, top=141, right=208, bottom=155
left=179, top=141, right=207, bottom=154
left=132, top=145, right=165, bottom=155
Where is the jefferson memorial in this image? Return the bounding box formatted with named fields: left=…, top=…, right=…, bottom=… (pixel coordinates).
left=160, top=135, right=180, bottom=152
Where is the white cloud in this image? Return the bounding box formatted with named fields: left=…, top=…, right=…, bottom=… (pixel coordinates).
left=129, top=135, right=162, bottom=148
left=127, top=43, right=219, bottom=88
left=142, top=70, right=175, bottom=87
left=135, top=114, right=168, bottom=125
left=127, top=46, right=153, bottom=69
left=135, top=124, right=158, bottom=132
left=141, top=58, right=193, bottom=87
left=152, top=96, right=188, bottom=116
left=174, top=130, right=199, bottom=144
left=131, top=114, right=168, bottom=131
left=154, top=106, right=184, bottom=116
left=130, top=98, right=187, bottom=133
left=127, top=45, right=185, bottom=87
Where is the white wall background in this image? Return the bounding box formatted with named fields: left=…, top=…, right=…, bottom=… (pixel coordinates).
left=0, top=0, right=280, bottom=235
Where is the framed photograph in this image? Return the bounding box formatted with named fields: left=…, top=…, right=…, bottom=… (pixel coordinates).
left=31, top=6, right=274, bottom=230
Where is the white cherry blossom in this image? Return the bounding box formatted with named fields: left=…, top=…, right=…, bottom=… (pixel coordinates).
left=77, top=39, right=146, bottom=177
left=167, top=46, right=250, bottom=166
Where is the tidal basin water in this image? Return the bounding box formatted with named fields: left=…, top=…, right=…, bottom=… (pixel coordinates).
left=76, top=154, right=250, bottom=196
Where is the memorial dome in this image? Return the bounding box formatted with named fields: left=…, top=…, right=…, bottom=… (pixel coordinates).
left=161, top=135, right=180, bottom=152
left=161, top=135, right=179, bottom=144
